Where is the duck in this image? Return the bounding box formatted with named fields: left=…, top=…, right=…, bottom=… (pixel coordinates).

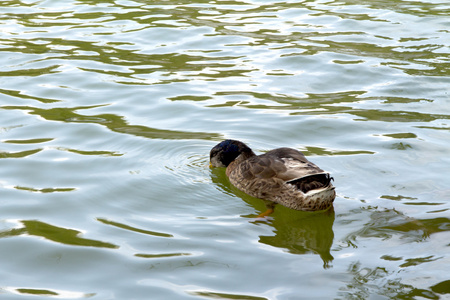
left=210, top=139, right=335, bottom=216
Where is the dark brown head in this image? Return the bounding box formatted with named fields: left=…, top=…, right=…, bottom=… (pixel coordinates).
left=210, top=139, right=254, bottom=167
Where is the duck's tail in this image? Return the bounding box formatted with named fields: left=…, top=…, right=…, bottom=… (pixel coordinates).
left=287, top=173, right=334, bottom=194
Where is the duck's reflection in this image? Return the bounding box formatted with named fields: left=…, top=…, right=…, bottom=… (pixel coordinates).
left=210, top=167, right=335, bottom=268
left=256, top=207, right=335, bottom=269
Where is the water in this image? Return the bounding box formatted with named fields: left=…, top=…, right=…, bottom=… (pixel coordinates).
left=1, top=0, right=449, bottom=299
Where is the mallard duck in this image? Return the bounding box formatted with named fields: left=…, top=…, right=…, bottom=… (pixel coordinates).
left=210, top=140, right=335, bottom=215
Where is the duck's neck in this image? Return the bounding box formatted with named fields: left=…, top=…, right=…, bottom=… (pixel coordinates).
left=226, top=150, right=255, bottom=176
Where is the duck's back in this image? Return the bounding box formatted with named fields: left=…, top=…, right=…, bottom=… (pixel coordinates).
left=227, top=147, right=329, bottom=199
left=245, top=147, right=325, bottom=181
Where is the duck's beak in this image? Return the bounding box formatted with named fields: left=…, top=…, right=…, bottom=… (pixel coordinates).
left=209, top=162, right=213, bottom=168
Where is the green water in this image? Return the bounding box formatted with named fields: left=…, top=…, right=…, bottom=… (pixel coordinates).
left=1, top=0, right=449, bottom=299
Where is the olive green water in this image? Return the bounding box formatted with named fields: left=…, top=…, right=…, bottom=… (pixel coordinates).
left=1, top=0, right=449, bottom=299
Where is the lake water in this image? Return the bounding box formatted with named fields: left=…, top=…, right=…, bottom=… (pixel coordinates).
left=1, top=0, right=449, bottom=299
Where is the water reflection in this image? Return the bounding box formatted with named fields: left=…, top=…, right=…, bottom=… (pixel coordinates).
left=2, top=286, right=95, bottom=299
left=334, top=206, right=450, bottom=298
left=1, top=0, right=447, bottom=87
left=339, top=262, right=450, bottom=299
left=2, top=104, right=220, bottom=140
left=343, top=207, right=450, bottom=244
left=97, top=217, right=174, bottom=238
left=0, top=88, right=61, bottom=103
left=13, top=186, right=76, bottom=193
left=1, top=0, right=449, bottom=298
left=210, top=167, right=335, bottom=268
left=0, top=220, right=118, bottom=249
left=0, top=148, right=42, bottom=158
left=188, top=290, right=268, bottom=300
left=258, top=208, right=335, bottom=269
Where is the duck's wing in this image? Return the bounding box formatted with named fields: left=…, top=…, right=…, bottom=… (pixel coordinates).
left=236, top=147, right=332, bottom=193
left=243, top=148, right=324, bottom=180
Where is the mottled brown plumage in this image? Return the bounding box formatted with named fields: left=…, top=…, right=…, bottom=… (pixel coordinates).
left=210, top=140, right=335, bottom=212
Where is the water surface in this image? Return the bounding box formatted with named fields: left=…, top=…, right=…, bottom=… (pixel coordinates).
left=1, top=0, right=449, bottom=299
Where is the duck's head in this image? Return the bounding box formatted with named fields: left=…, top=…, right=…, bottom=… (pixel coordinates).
left=210, top=139, right=254, bottom=167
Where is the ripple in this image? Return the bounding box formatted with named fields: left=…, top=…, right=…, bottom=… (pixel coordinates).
left=3, top=137, right=54, bottom=144
left=0, top=87, right=63, bottom=103
left=1, top=104, right=221, bottom=140
left=56, top=147, right=123, bottom=156
left=3, top=287, right=95, bottom=299
left=0, top=220, right=118, bottom=249
left=1, top=0, right=449, bottom=299
left=97, top=217, right=173, bottom=238
left=14, top=186, right=76, bottom=193
left=0, top=148, right=42, bottom=158
left=135, top=252, right=191, bottom=259
left=188, top=290, right=268, bottom=300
